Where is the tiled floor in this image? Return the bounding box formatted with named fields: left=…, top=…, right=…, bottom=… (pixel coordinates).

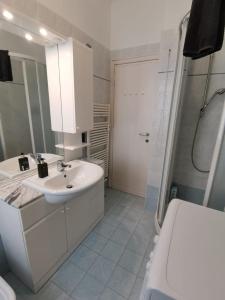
left=4, top=188, right=156, bottom=300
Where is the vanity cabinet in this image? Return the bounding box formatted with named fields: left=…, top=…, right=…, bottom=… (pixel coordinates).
left=0, top=179, right=104, bottom=292
left=45, top=38, right=93, bottom=134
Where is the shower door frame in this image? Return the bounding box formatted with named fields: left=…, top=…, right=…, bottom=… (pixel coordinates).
left=157, top=11, right=225, bottom=227
left=156, top=17, right=189, bottom=227
left=203, top=100, right=225, bottom=206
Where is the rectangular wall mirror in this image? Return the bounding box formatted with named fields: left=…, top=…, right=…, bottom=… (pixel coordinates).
left=0, top=17, right=65, bottom=178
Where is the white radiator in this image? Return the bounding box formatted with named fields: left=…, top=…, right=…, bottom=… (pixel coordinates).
left=88, top=103, right=110, bottom=177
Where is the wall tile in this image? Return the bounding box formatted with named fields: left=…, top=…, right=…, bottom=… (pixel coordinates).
left=187, top=56, right=209, bottom=75
left=111, top=43, right=160, bottom=61
left=173, top=72, right=225, bottom=191
left=211, top=42, right=225, bottom=74
left=145, top=185, right=159, bottom=212
left=173, top=183, right=205, bottom=205
left=159, top=29, right=179, bottom=72
left=94, top=77, right=110, bottom=104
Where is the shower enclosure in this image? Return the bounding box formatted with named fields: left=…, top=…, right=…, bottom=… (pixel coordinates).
left=157, top=14, right=225, bottom=225
left=0, top=53, right=56, bottom=161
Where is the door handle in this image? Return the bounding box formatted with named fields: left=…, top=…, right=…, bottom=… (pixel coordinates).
left=139, top=132, right=150, bottom=137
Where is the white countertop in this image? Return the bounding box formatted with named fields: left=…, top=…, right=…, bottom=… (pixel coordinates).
left=0, top=165, right=58, bottom=209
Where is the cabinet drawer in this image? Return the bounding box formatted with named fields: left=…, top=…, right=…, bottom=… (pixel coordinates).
left=20, top=196, right=62, bottom=230
left=24, top=207, right=67, bottom=284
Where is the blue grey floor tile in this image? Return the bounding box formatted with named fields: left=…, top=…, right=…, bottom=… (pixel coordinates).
left=100, top=288, right=126, bottom=300
left=83, top=232, right=108, bottom=254
left=140, top=211, right=155, bottom=229
left=126, top=227, right=149, bottom=256
left=119, top=217, right=138, bottom=234
left=118, top=249, right=143, bottom=275
left=52, top=262, right=85, bottom=294
left=135, top=223, right=153, bottom=243
left=71, top=274, right=104, bottom=300
left=88, top=256, right=115, bottom=284
left=119, top=197, right=134, bottom=208
left=69, top=245, right=98, bottom=271
left=110, top=226, right=131, bottom=246
left=109, top=205, right=129, bottom=218
left=107, top=266, right=136, bottom=298
left=129, top=277, right=144, bottom=300
left=35, top=283, right=72, bottom=300
left=125, top=208, right=143, bottom=223
left=130, top=196, right=145, bottom=208
left=94, top=221, right=117, bottom=238
left=103, top=212, right=123, bottom=226
left=101, top=240, right=124, bottom=263
left=138, top=257, right=148, bottom=279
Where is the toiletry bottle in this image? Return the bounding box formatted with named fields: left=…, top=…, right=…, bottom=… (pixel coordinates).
left=38, top=158, right=48, bottom=178
left=18, top=153, right=30, bottom=171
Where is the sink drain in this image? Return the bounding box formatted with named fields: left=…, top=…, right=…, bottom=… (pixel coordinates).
left=66, top=184, right=73, bottom=189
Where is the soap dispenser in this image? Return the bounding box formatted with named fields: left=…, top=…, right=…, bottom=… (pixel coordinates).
left=37, top=158, right=48, bottom=178
left=18, top=153, right=30, bottom=171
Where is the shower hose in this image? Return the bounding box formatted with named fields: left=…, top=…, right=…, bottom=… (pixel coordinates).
left=191, top=74, right=225, bottom=173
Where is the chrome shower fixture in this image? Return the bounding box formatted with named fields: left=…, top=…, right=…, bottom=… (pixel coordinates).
left=200, top=87, right=225, bottom=116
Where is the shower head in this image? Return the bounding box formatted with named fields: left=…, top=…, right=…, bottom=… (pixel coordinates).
left=200, top=87, right=225, bottom=116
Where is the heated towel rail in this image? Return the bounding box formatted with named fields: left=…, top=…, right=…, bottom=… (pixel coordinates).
left=88, top=103, right=110, bottom=178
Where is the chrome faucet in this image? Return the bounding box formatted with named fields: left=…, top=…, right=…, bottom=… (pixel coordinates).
left=57, top=160, right=72, bottom=172
left=29, top=153, right=42, bottom=163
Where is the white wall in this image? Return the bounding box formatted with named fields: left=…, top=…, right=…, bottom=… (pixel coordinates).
left=110, top=0, right=164, bottom=50
left=110, top=0, right=193, bottom=51
left=37, top=0, right=111, bottom=48
left=163, top=0, right=192, bottom=30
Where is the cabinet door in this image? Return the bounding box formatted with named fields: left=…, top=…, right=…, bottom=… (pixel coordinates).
left=74, top=40, right=93, bottom=132
left=65, top=191, right=90, bottom=250
left=66, top=181, right=104, bottom=251
left=24, top=208, right=67, bottom=284
left=89, top=179, right=104, bottom=225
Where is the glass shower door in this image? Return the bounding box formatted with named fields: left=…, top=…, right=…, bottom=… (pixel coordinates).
left=204, top=100, right=225, bottom=211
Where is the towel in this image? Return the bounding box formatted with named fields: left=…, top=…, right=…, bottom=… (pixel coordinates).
left=0, top=50, right=13, bottom=81
left=183, top=0, right=225, bottom=59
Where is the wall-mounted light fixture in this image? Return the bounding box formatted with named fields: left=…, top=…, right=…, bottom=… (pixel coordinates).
left=2, top=10, right=14, bottom=20
left=25, top=33, right=33, bottom=41
left=39, top=27, right=48, bottom=37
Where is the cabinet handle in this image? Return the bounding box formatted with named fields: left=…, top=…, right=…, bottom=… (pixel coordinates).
left=60, top=209, right=65, bottom=213
left=66, top=207, right=70, bottom=211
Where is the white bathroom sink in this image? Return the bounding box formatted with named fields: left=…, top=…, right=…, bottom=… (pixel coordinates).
left=0, top=153, right=62, bottom=179
left=0, top=277, right=16, bottom=300
left=23, top=160, right=104, bottom=204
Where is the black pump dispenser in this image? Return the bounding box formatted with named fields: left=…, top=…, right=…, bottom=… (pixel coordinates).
left=18, top=153, right=30, bottom=171
left=37, top=158, right=48, bottom=178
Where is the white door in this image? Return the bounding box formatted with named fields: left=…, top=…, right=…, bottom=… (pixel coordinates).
left=112, top=60, right=158, bottom=197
